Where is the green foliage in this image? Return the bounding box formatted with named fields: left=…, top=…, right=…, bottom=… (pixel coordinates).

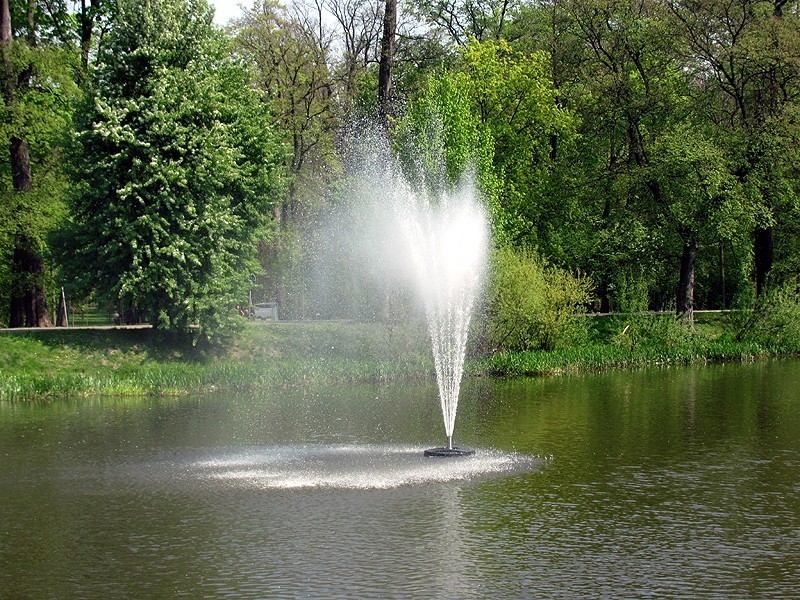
left=481, top=336, right=776, bottom=378
left=607, top=269, right=652, bottom=314
left=0, top=38, right=80, bottom=325
left=725, top=283, right=800, bottom=349
left=231, top=0, right=336, bottom=176
left=647, top=124, right=751, bottom=243
left=453, top=39, right=575, bottom=247
left=64, top=0, right=285, bottom=342
left=611, top=314, right=697, bottom=353
left=392, top=71, right=499, bottom=204
left=485, top=246, right=592, bottom=352
left=393, top=38, right=574, bottom=248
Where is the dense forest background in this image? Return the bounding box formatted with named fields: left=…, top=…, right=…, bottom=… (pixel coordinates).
left=1, top=0, right=799, bottom=346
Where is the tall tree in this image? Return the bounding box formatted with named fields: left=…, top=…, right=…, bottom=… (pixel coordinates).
left=559, top=0, right=707, bottom=316
left=377, top=0, right=396, bottom=124
left=232, top=0, right=337, bottom=315
left=2, top=0, right=48, bottom=327
left=412, top=0, right=519, bottom=45
left=452, top=38, right=574, bottom=248
left=323, top=0, right=383, bottom=102
left=667, top=0, right=800, bottom=295
left=1, top=0, right=77, bottom=327
left=233, top=0, right=335, bottom=187
left=67, top=0, right=285, bottom=340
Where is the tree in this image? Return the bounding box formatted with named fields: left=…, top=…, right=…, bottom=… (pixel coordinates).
left=378, top=0, right=396, bottom=123
left=552, top=0, right=707, bottom=316
left=66, top=0, right=285, bottom=340
left=646, top=124, right=750, bottom=319
left=1, top=0, right=78, bottom=327
left=232, top=0, right=338, bottom=316
left=667, top=0, right=800, bottom=296
left=412, top=0, right=520, bottom=46
left=323, top=0, right=383, bottom=103
left=393, top=68, right=498, bottom=200
left=38, top=0, right=115, bottom=82
left=232, top=1, right=336, bottom=190
left=452, top=38, right=574, bottom=248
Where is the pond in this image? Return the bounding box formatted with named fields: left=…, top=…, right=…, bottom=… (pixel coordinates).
left=1, top=360, right=798, bottom=597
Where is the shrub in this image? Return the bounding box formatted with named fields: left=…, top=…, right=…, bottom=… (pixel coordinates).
left=725, top=283, right=800, bottom=349
left=611, top=313, right=697, bottom=352
left=484, top=247, right=592, bottom=351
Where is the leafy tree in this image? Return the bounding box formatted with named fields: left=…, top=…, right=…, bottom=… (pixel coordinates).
left=554, top=0, right=678, bottom=312
left=0, top=0, right=80, bottom=327
left=233, top=1, right=336, bottom=183
left=411, top=0, right=521, bottom=46
left=452, top=38, right=575, bottom=249
left=645, top=124, right=751, bottom=319
left=38, top=0, right=116, bottom=81
left=65, top=0, right=285, bottom=341
left=392, top=70, right=499, bottom=214
left=544, top=0, right=743, bottom=318
left=667, top=0, right=800, bottom=296
left=232, top=0, right=340, bottom=315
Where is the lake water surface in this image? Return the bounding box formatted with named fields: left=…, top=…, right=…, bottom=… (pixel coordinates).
left=1, top=360, right=798, bottom=597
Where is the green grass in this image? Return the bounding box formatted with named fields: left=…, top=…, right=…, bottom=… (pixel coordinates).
left=478, top=312, right=797, bottom=377
left=63, top=305, right=117, bottom=327
left=0, top=321, right=435, bottom=401
left=1, top=315, right=797, bottom=401
left=475, top=338, right=779, bottom=378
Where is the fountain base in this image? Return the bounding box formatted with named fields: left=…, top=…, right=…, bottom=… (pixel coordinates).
left=424, top=447, right=475, bottom=457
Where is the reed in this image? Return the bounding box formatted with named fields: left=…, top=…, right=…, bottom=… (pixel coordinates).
left=479, top=338, right=782, bottom=378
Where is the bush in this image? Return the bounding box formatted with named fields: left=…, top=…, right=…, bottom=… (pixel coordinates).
left=484, top=247, right=592, bottom=351
left=725, top=283, right=800, bottom=349
left=611, top=313, right=697, bottom=352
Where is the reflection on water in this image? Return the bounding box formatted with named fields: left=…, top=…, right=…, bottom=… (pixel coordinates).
left=1, top=361, right=799, bottom=597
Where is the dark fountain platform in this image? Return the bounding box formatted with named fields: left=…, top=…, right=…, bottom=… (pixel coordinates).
left=424, top=447, right=475, bottom=457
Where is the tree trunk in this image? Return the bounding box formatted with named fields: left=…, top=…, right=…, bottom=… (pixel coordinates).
left=754, top=226, right=773, bottom=297
left=676, top=239, right=697, bottom=321
left=78, top=0, right=93, bottom=81
left=6, top=139, right=50, bottom=327
left=1, top=0, right=9, bottom=43
left=378, top=0, right=396, bottom=126
left=56, top=288, right=68, bottom=327
left=10, top=136, right=32, bottom=190
left=9, top=238, right=52, bottom=327
left=719, top=240, right=726, bottom=310
left=598, top=277, right=610, bottom=313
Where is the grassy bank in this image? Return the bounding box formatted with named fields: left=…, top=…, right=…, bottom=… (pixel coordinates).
left=476, top=338, right=781, bottom=378
left=477, top=312, right=798, bottom=377
left=1, top=314, right=797, bottom=401
left=0, top=321, right=435, bottom=401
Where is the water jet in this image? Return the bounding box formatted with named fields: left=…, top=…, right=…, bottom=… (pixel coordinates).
left=392, top=177, right=487, bottom=458
left=340, top=129, right=488, bottom=457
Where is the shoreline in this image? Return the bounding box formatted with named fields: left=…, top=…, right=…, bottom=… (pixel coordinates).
left=1, top=320, right=797, bottom=402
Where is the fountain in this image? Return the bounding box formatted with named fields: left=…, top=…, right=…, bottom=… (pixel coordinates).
left=391, top=176, right=488, bottom=457
left=327, top=124, right=489, bottom=457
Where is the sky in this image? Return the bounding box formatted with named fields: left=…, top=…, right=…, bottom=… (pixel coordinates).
left=208, top=0, right=245, bottom=26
